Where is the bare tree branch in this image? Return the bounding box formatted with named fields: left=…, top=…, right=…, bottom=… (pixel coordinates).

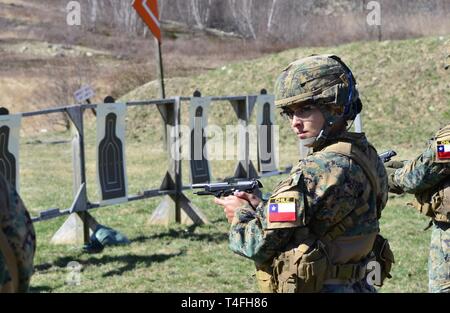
left=267, top=0, right=278, bottom=33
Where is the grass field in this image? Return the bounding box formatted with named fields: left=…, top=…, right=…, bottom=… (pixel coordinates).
left=23, top=114, right=431, bottom=293
left=21, top=35, right=449, bottom=293
left=24, top=132, right=431, bottom=293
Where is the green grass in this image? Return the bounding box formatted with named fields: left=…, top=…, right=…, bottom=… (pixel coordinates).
left=378, top=195, right=430, bottom=292
left=24, top=129, right=432, bottom=293
left=23, top=35, right=449, bottom=292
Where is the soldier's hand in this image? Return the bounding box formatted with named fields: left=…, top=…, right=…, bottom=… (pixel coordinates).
left=384, top=166, right=405, bottom=195
left=214, top=195, right=250, bottom=223
left=233, top=191, right=261, bottom=209
left=385, top=160, right=404, bottom=169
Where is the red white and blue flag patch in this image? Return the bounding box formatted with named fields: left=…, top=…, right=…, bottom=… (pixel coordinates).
left=268, top=197, right=296, bottom=222
left=437, top=140, right=450, bottom=160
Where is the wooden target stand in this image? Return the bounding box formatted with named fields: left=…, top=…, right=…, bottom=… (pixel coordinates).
left=44, top=106, right=97, bottom=245
left=149, top=93, right=260, bottom=225
left=148, top=97, right=209, bottom=226
left=150, top=91, right=278, bottom=225
left=0, top=91, right=278, bottom=246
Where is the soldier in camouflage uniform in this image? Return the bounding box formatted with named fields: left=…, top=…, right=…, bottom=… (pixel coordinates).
left=386, top=123, right=450, bottom=293
left=215, top=55, right=393, bottom=293
left=0, top=174, right=36, bottom=292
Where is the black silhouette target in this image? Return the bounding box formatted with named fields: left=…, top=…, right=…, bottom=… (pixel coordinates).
left=0, top=126, right=16, bottom=187
left=190, top=106, right=210, bottom=184
left=98, top=113, right=126, bottom=200
left=260, top=102, right=273, bottom=166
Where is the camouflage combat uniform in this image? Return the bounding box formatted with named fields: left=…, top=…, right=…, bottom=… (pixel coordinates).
left=0, top=174, right=36, bottom=293
left=387, top=123, right=450, bottom=293
left=229, top=131, right=388, bottom=292
left=228, top=55, right=392, bottom=293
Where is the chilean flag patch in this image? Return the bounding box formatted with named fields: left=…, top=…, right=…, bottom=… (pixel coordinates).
left=268, top=197, right=296, bottom=222
left=437, top=140, right=450, bottom=160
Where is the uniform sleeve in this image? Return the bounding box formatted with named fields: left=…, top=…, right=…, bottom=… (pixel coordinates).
left=228, top=150, right=383, bottom=261
left=228, top=202, right=295, bottom=264
left=227, top=152, right=361, bottom=263
left=301, top=152, right=369, bottom=236
left=392, top=144, right=450, bottom=194
left=0, top=176, right=36, bottom=292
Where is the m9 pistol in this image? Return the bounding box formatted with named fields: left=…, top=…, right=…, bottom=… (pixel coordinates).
left=192, top=179, right=263, bottom=198
left=379, top=150, right=397, bottom=163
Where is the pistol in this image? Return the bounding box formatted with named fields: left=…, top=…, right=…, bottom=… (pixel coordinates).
left=192, top=179, right=263, bottom=198
left=379, top=150, right=397, bottom=163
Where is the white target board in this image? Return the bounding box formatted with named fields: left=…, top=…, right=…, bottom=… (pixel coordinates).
left=96, top=103, right=128, bottom=205
left=189, top=97, right=211, bottom=184
left=256, top=94, right=278, bottom=173
left=0, top=114, right=22, bottom=192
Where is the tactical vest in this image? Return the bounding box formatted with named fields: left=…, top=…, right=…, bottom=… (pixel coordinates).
left=0, top=228, right=19, bottom=293
left=414, top=124, right=450, bottom=223
left=256, top=140, right=394, bottom=293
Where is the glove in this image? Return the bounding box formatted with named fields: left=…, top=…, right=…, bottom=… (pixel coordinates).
left=384, top=165, right=404, bottom=195
left=385, top=160, right=405, bottom=169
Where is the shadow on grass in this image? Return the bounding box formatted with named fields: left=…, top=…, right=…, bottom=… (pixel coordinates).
left=29, top=285, right=53, bottom=293
left=34, top=250, right=185, bottom=277
left=96, top=252, right=185, bottom=277
left=130, top=224, right=228, bottom=244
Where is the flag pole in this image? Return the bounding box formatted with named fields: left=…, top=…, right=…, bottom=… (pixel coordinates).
left=155, top=37, right=165, bottom=99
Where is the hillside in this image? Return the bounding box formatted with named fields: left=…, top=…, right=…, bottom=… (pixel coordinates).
left=0, top=0, right=269, bottom=132
left=122, top=35, right=450, bottom=160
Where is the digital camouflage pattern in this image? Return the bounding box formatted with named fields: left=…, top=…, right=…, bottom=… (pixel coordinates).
left=429, top=224, right=450, bottom=293
left=274, top=55, right=360, bottom=124
left=0, top=174, right=36, bottom=292
left=390, top=143, right=449, bottom=196
left=388, top=123, right=450, bottom=293
left=229, top=131, right=388, bottom=292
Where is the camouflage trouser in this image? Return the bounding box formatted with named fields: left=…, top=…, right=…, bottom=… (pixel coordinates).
left=429, top=223, right=450, bottom=293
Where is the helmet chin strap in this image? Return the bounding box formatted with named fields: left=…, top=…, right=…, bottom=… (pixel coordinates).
left=312, top=117, right=348, bottom=151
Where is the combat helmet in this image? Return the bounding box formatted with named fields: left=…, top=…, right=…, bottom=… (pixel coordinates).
left=274, top=54, right=361, bottom=127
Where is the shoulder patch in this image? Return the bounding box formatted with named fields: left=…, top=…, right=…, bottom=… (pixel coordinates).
left=265, top=169, right=307, bottom=230
left=265, top=190, right=305, bottom=230
left=435, top=125, right=450, bottom=163
left=268, top=197, right=296, bottom=222
left=436, top=140, right=450, bottom=162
